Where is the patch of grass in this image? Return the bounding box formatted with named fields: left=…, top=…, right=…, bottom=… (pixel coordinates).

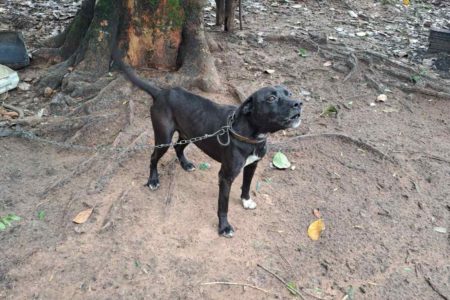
left=38, top=210, right=46, bottom=221
left=0, top=213, right=21, bottom=230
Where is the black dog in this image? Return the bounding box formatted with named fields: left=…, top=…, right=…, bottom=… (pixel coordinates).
left=113, top=54, right=302, bottom=237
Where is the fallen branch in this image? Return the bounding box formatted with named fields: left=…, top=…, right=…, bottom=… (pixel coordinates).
left=200, top=281, right=273, bottom=295
left=2, top=103, right=24, bottom=119
left=424, top=276, right=448, bottom=300
left=257, top=264, right=305, bottom=299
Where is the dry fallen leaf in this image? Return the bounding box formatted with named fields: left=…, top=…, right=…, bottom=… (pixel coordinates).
left=308, top=219, right=325, bottom=240
left=313, top=208, right=322, bottom=218
left=73, top=208, right=93, bottom=224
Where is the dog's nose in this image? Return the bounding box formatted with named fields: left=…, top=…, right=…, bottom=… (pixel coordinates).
left=292, top=100, right=302, bottom=108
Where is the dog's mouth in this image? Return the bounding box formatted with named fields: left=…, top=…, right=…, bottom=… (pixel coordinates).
left=289, top=113, right=301, bottom=120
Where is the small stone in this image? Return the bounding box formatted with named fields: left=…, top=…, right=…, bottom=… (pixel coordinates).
left=348, top=10, right=358, bottom=18
left=433, top=227, right=447, bottom=234
left=356, top=32, right=367, bottom=37
left=44, top=87, right=53, bottom=97
left=290, top=165, right=296, bottom=170
left=370, top=102, right=376, bottom=107
left=377, top=94, right=387, bottom=102
left=265, top=69, right=275, bottom=74
left=18, top=82, right=31, bottom=91
left=23, top=77, right=33, bottom=82
left=328, top=36, right=337, bottom=41
left=323, top=61, right=332, bottom=67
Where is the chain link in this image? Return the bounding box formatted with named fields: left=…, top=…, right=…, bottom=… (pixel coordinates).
left=1, top=124, right=231, bottom=154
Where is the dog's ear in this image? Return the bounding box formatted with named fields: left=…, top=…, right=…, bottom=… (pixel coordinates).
left=241, top=96, right=253, bottom=115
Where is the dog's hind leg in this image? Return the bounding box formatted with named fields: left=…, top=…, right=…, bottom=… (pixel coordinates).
left=147, top=116, right=174, bottom=190
left=240, top=162, right=258, bottom=210
left=174, top=137, right=196, bottom=172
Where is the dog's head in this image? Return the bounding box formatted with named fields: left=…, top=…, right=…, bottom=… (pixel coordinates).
left=240, top=86, right=302, bottom=133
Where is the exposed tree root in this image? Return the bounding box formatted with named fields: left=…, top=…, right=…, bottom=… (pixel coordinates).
left=87, top=131, right=150, bottom=195
left=343, top=52, right=358, bottom=82
left=2, top=103, right=24, bottom=119
left=270, top=133, right=395, bottom=163
left=99, top=188, right=130, bottom=232
left=39, top=153, right=100, bottom=198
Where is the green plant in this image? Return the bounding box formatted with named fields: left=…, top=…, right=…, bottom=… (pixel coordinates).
left=0, top=213, right=21, bottom=230
left=320, top=104, right=338, bottom=117
left=38, top=210, right=46, bottom=221
left=298, top=48, right=308, bottom=57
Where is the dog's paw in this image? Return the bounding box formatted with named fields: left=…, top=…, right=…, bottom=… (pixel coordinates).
left=218, top=225, right=235, bottom=238
left=181, top=161, right=196, bottom=172
left=242, top=198, right=257, bottom=210
left=147, top=179, right=160, bottom=190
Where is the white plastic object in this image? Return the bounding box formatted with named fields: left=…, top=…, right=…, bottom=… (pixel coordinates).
left=0, top=64, right=19, bottom=94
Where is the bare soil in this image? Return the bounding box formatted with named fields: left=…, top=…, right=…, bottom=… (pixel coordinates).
left=1, top=0, right=449, bottom=299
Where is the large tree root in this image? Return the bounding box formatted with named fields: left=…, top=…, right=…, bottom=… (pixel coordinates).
left=277, top=35, right=450, bottom=100
left=269, top=133, right=395, bottom=163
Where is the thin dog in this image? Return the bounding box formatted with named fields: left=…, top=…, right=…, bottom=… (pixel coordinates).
left=113, top=53, right=302, bottom=237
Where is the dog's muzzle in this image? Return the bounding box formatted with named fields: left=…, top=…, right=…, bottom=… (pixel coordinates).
left=285, top=100, right=302, bottom=128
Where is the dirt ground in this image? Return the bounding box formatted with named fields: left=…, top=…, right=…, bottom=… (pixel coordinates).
left=1, top=0, right=449, bottom=299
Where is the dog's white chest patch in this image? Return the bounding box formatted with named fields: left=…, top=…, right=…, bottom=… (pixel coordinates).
left=245, top=154, right=261, bottom=167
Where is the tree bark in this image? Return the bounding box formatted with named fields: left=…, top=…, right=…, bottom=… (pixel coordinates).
left=38, top=0, right=220, bottom=95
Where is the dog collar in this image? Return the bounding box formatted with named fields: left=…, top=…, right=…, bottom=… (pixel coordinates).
left=229, top=127, right=267, bottom=144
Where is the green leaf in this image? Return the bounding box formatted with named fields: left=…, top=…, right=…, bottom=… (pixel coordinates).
left=1, top=218, right=11, bottom=227
left=198, top=162, right=210, bottom=170
left=286, top=282, right=298, bottom=295
left=273, top=151, right=291, bottom=169
left=320, top=104, right=338, bottom=117
left=38, top=210, right=46, bottom=221
left=0, top=221, right=6, bottom=230
left=6, top=214, right=21, bottom=221
left=298, top=48, right=308, bottom=57
left=134, top=259, right=141, bottom=268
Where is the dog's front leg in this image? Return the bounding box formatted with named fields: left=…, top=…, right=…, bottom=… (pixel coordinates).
left=217, top=167, right=240, bottom=238
left=241, top=162, right=258, bottom=209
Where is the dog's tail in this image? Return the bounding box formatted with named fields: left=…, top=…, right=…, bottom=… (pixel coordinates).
left=111, top=48, right=161, bottom=98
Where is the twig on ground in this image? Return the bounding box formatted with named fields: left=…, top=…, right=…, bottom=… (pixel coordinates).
left=200, top=281, right=273, bottom=295
left=257, top=264, right=305, bottom=299
left=2, top=103, right=24, bottom=119
left=424, top=276, right=448, bottom=300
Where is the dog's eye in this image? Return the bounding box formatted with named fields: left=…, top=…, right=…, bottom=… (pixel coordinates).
left=268, top=95, right=278, bottom=102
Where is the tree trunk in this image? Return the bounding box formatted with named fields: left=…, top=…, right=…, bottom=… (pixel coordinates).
left=38, top=0, right=221, bottom=96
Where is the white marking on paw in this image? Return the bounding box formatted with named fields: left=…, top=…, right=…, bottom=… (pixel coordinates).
left=242, top=198, right=257, bottom=210
left=245, top=154, right=260, bottom=167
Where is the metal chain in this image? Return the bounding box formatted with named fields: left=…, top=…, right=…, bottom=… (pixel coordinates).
left=1, top=124, right=232, bottom=154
